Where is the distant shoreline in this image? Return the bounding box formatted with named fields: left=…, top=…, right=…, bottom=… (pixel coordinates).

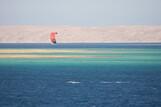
left=0, top=26, right=161, bottom=43
left=1, top=42, right=161, bottom=43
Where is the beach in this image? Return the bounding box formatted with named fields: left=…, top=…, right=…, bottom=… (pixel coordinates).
left=0, top=26, right=161, bottom=43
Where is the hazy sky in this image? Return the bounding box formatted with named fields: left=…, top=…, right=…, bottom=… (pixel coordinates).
left=0, top=0, right=161, bottom=26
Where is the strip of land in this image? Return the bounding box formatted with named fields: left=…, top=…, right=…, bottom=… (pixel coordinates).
left=0, top=26, right=161, bottom=43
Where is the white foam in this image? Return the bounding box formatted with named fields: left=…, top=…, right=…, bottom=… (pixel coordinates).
left=100, top=81, right=113, bottom=84
left=66, top=81, right=80, bottom=84
left=100, top=81, right=129, bottom=84
left=115, top=81, right=130, bottom=84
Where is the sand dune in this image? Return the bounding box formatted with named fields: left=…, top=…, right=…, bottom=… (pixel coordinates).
left=0, top=25, right=161, bottom=43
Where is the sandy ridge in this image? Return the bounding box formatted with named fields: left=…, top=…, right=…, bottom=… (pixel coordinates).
left=0, top=25, right=161, bottom=43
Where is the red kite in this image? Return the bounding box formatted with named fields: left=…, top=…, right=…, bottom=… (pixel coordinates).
left=50, top=32, right=57, bottom=44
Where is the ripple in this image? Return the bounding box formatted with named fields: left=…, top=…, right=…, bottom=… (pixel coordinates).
left=66, top=81, right=80, bottom=84
left=100, top=81, right=130, bottom=84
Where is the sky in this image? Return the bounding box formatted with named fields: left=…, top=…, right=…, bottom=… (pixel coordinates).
left=0, top=0, right=161, bottom=26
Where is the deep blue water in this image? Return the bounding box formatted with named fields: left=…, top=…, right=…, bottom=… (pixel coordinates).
left=0, top=43, right=161, bottom=48
left=0, top=43, right=161, bottom=107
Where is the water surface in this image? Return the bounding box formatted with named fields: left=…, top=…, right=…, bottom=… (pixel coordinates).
left=0, top=43, right=161, bottom=107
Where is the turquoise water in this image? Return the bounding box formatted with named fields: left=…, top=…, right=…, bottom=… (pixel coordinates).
left=0, top=43, right=161, bottom=107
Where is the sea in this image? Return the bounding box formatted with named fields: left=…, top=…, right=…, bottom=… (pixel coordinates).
left=0, top=43, right=161, bottom=107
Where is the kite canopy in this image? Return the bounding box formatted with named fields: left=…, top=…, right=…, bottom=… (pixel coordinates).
left=50, top=32, right=57, bottom=44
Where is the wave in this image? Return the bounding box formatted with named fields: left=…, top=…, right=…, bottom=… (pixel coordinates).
left=66, top=81, right=129, bottom=84
left=66, top=81, right=80, bottom=84
left=100, top=81, right=130, bottom=84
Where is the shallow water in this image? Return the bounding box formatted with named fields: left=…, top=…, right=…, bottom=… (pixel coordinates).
left=0, top=43, right=161, bottom=107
